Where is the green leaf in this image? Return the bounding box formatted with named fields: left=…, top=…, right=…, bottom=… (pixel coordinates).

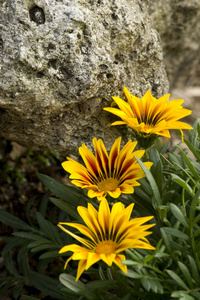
left=160, top=142, right=171, bottom=154
left=188, top=118, right=200, bottom=146
left=2, top=237, right=25, bottom=256
left=37, top=173, right=83, bottom=206
left=177, top=261, right=193, bottom=289
left=17, top=246, right=30, bottom=276
left=0, top=210, right=32, bottom=230
left=26, top=195, right=38, bottom=227
left=189, top=188, right=200, bottom=227
left=13, top=281, right=24, bottom=300
left=36, top=212, right=61, bottom=244
left=59, top=274, right=95, bottom=300
left=171, top=291, right=195, bottom=300
left=166, top=270, right=189, bottom=290
left=134, top=156, right=161, bottom=206
left=3, top=252, right=20, bottom=277
left=13, top=232, right=45, bottom=240
left=28, top=272, right=64, bottom=300
left=50, top=197, right=82, bottom=222
left=0, top=278, right=17, bottom=297
left=188, top=255, right=200, bottom=286
left=148, top=147, right=160, bottom=174
left=154, top=160, right=163, bottom=195
left=124, top=270, right=143, bottom=279
left=30, top=243, right=59, bottom=253
left=170, top=203, right=189, bottom=228
left=22, top=296, right=40, bottom=300
left=161, top=227, right=189, bottom=241
left=171, top=174, right=194, bottom=196
left=86, top=280, right=118, bottom=290
left=183, top=138, right=200, bottom=161
left=39, top=250, right=61, bottom=259
left=176, top=146, right=200, bottom=181
left=121, top=260, right=140, bottom=266
left=39, top=193, right=49, bottom=216
left=160, top=228, right=172, bottom=253
left=168, top=152, right=183, bottom=168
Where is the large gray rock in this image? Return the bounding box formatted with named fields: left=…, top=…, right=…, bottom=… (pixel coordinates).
left=0, top=0, right=168, bottom=153
left=149, top=0, right=200, bottom=89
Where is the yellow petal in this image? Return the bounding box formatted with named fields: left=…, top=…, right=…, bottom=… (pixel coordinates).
left=114, top=254, right=127, bottom=274
left=76, top=260, right=87, bottom=281
left=112, top=96, right=134, bottom=118
left=85, top=252, right=100, bottom=270
left=98, top=198, right=110, bottom=235
left=100, top=253, right=116, bottom=266
left=58, top=224, right=94, bottom=249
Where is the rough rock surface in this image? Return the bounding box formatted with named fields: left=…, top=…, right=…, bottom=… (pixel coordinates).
left=149, top=0, right=200, bottom=89
left=0, top=0, right=168, bottom=153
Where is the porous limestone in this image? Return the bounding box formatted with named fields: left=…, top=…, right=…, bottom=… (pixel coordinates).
left=0, top=0, right=168, bottom=153
left=149, top=0, right=200, bottom=89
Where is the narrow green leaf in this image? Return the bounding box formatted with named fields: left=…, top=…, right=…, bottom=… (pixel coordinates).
left=22, top=296, right=40, bottom=300
left=160, top=142, right=171, bottom=154
left=17, top=246, right=30, bottom=276
left=160, top=153, right=178, bottom=171
left=28, top=272, right=64, bottom=300
left=0, top=279, right=17, bottom=297
left=171, top=291, right=195, bottom=300
left=26, top=195, right=38, bottom=227
left=39, top=192, right=49, bottom=217
left=36, top=212, right=61, bottom=244
left=161, top=190, right=176, bottom=205
left=170, top=203, right=189, bottom=228
left=124, top=270, right=143, bottom=279
left=13, top=232, right=45, bottom=240
left=134, top=156, right=161, bottom=206
left=86, top=280, right=118, bottom=290
left=188, top=255, right=200, bottom=286
left=3, top=252, right=20, bottom=277
left=161, top=227, right=189, bottom=240
left=30, top=243, right=59, bottom=253
left=39, top=250, right=61, bottom=259
left=189, top=188, right=200, bottom=227
left=59, top=274, right=86, bottom=294
left=188, top=118, right=199, bottom=146
left=171, top=174, right=194, bottom=196
left=50, top=197, right=82, bottom=222
left=154, top=160, right=163, bottom=195
left=0, top=210, right=31, bottom=230
left=160, top=228, right=172, bottom=253
left=141, top=278, right=151, bottom=291
left=148, top=147, right=160, bottom=174
left=37, top=173, right=82, bottom=206
left=2, top=237, right=25, bottom=256
left=13, top=281, right=24, bottom=299
left=177, top=261, right=193, bottom=289
left=176, top=146, right=200, bottom=181
left=168, top=152, right=183, bottom=168
left=166, top=270, right=189, bottom=290
left=121, top=260, right=140, bottom=266
left=27, top=238, right=55, bottom=248
left=184, top=138, right=200, bottom=161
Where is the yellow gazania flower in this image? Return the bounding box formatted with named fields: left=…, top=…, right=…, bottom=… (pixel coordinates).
left=104, top=87, right=193, bottom=148
left=62, top=137, right=153, bottom=201
left=58, top=198, right=155, bottom=281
